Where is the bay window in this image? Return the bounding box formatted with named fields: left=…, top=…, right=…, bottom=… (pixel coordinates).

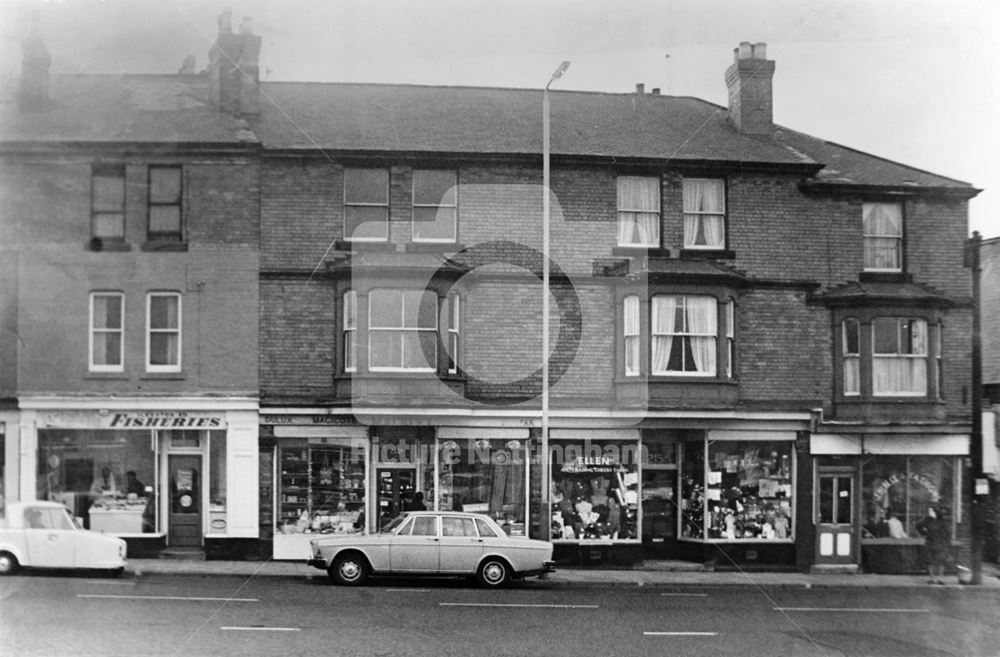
left=843, top=318, right=860, bottom=396
left=369, top=289, right=437, bottom=371
left=652, top=295, right=717, bottom=376
left=343, top=291, right=357, bottom=373
left=617, top=176, right=660, bottom=247
left=623, top=295, right=640, bottom=377
left=872, top=318, right=927, bottom=396
left=682, top=178, right=726, bottom=249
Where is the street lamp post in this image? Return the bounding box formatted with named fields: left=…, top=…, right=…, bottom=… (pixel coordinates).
left=542, top=61, right=570, bottom=541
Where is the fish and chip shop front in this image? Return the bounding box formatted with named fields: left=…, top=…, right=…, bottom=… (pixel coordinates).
left=13, top=401, right=259, bottom=558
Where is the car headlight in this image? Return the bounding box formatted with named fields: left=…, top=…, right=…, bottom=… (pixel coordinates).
left=118, top=540, right=127, bottom=559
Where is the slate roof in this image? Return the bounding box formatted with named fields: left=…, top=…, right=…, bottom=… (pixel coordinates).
left=0, top=74, right=256, bottom=146
left=817, top=280, right=954, bottom=306
left=0, top=74, right=976, bottom=193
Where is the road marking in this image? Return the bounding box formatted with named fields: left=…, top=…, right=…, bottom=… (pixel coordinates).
left=77, top=594, right=258, bottom=602
left=439, top=602, right=599, bottom=609
left=774, top=607, right=930, bottom=613
left=221, top=627, right=301, bottom=632
left=386, top=588, right=431, bottom=592
left=644, top=632, right=717, bottom=636
left=83, top=580, right=134, bottom=586
left=660, top=592, right=708, bottom=597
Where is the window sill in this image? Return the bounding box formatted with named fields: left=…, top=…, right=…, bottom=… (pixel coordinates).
left=141, top=241, right=188, bottom=252
left=680, top=248, right=735, bottom=260
left=333, top=239, right=394, bottom=252
left=859, top=271, right=910, bottom=283
left=84, top=372, right=129, bottom=380
left=140, top=372, right=186, bottom=380
left=87, top=238, right=131, bottom=252
left=611, top=246, right=670, bottom=257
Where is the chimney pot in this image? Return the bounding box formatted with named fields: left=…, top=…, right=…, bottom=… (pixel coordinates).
left=753, top=42, right=767, bottom=59
left=738, top=41, right=753, bottom=59
left=651, top=87, right=661, bottom=95
left=636, top=83, right=644, bottom=94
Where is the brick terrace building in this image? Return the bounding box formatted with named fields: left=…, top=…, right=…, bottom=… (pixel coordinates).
left=0, top=16, right=981, bottom=572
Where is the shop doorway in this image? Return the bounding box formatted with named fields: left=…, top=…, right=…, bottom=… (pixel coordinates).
left=376, top=468, right=415, bottom=529
left=168, top=455, right=202, bottom=546
left=815, top=471, right=855, bottom=565
left=641, top=469, right=678, bottom=556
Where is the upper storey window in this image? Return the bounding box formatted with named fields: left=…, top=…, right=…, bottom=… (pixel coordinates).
left=92, top=164, right=125, bottom=241
left=651, top=295, right=717, bottom=376
left=148, top=166, right=183, bottom=242
left=872, top=317, right=926, bottom=396
left=344, top=168, right=389, bottom=241
left=369, top=289, right=437, bottom=371
left=682, top=178, right=726, bottom=250
left=412, top=170, right=458, bottom=242
left=617, top=176, right=660, bottom=247
left=862, top=202, right=902, bottom=271
left=89, top=292, right=124, bottom=372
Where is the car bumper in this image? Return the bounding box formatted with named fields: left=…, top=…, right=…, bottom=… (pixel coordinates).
left=306, top=558, right=327, bottom=570
left=519, top=560, right=557, bottom=579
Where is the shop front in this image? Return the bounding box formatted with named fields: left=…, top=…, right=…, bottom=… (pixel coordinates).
left=811, top=432, right=966, bottom=574
left=17, top=399, right=259, bottom=558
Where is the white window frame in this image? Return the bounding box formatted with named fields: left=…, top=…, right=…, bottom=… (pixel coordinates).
left=843, top=318, right=861, bottom=396
left=89, top=292, right=124, bottom=372
left=862, top=202, right=903, bottom=272
left=447, top=293, right=460, bottom=375
left=412, top=170, right=458, bottom=243
left=651, top=295, right=718, bottom=377
left=616, top=176, right=660, bottom=247
left=872, top=317, right=927, bottom=397
left=368, top=289, right=437, bottom=372
left=682, top=177, right=726, bottom=250
left=344, top=290, right=357, bottom=373
left=146, top=292, right=182, bottom=373
left=623, top=295, right=640, bottom=377
left=344, top=168, right=389, bottom=242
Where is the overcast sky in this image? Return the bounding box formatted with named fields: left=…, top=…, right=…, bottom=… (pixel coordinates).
left=2, top=0, right=997, bottom=238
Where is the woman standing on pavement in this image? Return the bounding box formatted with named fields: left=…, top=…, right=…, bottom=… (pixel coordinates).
left=916, top=505, right=951, bottom=584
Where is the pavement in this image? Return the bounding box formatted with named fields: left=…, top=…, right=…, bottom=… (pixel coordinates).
left=124, top=558, right=1000, bottom=590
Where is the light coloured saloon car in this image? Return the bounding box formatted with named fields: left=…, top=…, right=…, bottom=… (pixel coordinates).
left=0, top=501, right=127, bottom=576
left=308, top=511, right=555, bottom=587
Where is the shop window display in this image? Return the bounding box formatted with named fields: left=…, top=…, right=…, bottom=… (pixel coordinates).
left=208, top=432, right=227, bottom=533
left=37, top=429, right=157, bottom=534
left=861, top=455, right=956, bottom=539
left=439, top=439, right=527, bottom=535
left=278, top=442, right=366, bottom=535
left=681, top=440, right=793, bottom=540
left=550, top=440, right=639, bottom=541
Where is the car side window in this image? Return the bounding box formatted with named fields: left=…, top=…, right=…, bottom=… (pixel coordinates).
left=410, top=516, right=438, bottom=537
left=475, top=518, right=499, bottom=538
left=442, top=517, right=476, bottom=537
left=24, top=508, right=49, bottom=529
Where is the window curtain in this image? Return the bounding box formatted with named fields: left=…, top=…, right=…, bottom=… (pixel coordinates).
left=873, top=319, right=927, bottom=395
left=651, top=296, right=676, bottom=374
left=863, top=203, right=902, bottom=269
left=683, top=179, right=725, bottom=248
left=685, top=297, right=717, bottom=374
left=623, top=296, right=640, bottom=376
left=844, top=358, right=860, bottom=395
left=618, top=177, right=659, bottom=246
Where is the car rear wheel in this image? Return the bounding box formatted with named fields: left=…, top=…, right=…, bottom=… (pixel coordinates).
left=477, top=557, right=511, bottom=588
left=330, top=553, right=369, bottom=586
left=0, top=552, right=20, bottom=576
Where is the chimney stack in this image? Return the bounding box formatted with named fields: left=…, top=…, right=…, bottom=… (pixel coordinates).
left=20, top=13, right=51, bottom=113
left=725, top=41, right=774, bottom=135
left=208, top=7, right=262, bottom=116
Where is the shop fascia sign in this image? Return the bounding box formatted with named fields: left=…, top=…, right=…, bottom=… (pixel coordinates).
left=38, top=410, right=226, bottom=429
left=262, top=414, right=358, bottom=425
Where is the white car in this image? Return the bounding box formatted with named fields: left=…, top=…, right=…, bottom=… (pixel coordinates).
left=0, top=501, right=127, bottom=576
left=308, top=511, right=555, bottom=588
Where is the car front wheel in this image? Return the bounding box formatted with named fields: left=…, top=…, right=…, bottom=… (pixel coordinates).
left=477, top=557, right=511, bottom=588
left=0, top=552, right=20, bottom=576
left=330, top=553, right=369, bottom=586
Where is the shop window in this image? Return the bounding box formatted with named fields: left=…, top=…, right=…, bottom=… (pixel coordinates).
left=412, top=169, right=458, bottom=242
left=37, top=429, right=157, bottom=535
left=147, top=292, right=182, bottom=372
left=873, top=318, right=927, bottom=396
left=344, top=168, right=389, bottom=241
left=550, top=439, right=640, bottom=541
left=209, top=432, right=226, bottom=533
left=92, top=164, right=125, bottom=241
left=277, top=441, right=365, bottom=535
left=369, top=289, right=437, bottom=371
left=681, top=440, right=793, bottom=540
left=652, top=295, right=717, bottom=376
left=863, top=202, right=902, bottom=272
left=682, top=178, right=726, bottom=250
left=439, top=439, right=527, bottom=534
left=148, top=166, right=183, bottom=242
left=617, top=176, right=660, bottom=247
left=89, top=292, right=124, bottom=372
left=861, top=455, right=956, bottom=540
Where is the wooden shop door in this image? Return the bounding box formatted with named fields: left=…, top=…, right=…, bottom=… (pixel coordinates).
left=168, top=455, right=202, bottom=547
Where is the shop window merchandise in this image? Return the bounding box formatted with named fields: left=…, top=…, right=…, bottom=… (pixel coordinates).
left=278, top=441, right=366, bottom=535
left=681, top=440, right=793, bottom=541
left=550, top=440, right=640, bottom=542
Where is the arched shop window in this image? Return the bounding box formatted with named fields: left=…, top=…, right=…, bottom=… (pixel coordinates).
left=861, top=455, right=957, bottom=540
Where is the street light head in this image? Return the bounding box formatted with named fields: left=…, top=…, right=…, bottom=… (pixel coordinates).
left=551, top=61, right=571, bottom=81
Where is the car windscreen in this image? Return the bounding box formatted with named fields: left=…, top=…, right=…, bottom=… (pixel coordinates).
left=380, top=514, right=408, bottom=534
